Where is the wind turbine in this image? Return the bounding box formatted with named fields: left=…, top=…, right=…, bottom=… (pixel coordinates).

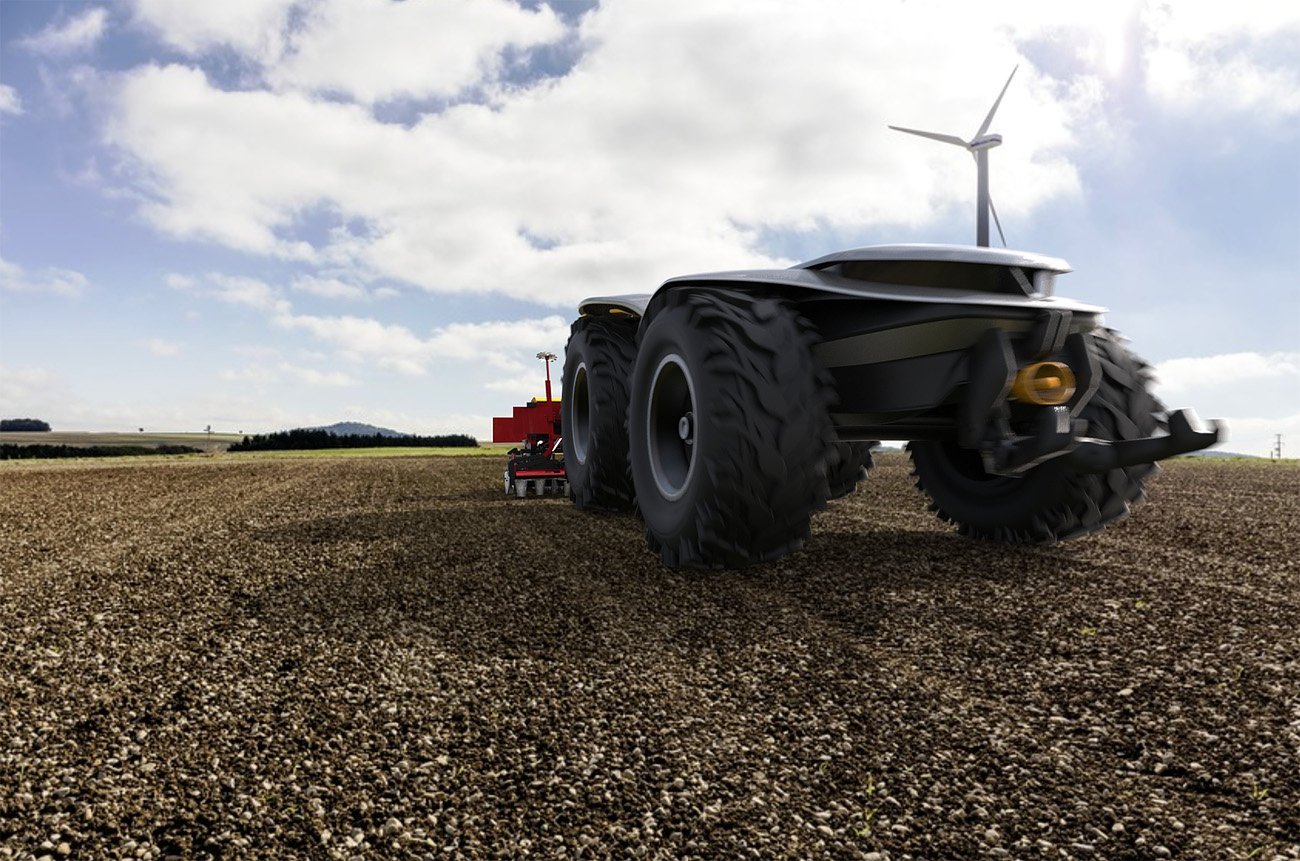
left=890, top=66, right=1017, bottom=248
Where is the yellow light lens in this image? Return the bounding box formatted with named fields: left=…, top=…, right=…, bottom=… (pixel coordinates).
left=1011, top=362, right=1077, bottom=406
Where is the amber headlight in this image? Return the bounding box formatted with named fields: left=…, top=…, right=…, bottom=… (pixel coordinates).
left=1011, top=361, right=1077, bottom=406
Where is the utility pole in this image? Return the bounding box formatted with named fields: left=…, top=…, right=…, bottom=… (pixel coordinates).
left=1272, top=434, right=1283, bottom=460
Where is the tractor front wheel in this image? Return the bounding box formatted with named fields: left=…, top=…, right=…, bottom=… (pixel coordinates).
left=627, top=290, right=834, bottom=568
left=908, top=328, right=1164, bottom=543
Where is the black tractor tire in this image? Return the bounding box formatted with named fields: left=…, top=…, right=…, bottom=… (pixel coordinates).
left=627, top=290, right=835, bottom=568
left=908, top=327, right=1165, bottom=543
left=562, top=315, right=638, bottom=511
left=826, top=441, right=877, bottom=500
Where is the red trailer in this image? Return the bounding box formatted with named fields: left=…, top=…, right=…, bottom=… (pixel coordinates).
left=492, top=352, right=566, bottom=497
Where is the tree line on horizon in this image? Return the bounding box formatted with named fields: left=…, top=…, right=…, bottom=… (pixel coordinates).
left=229, top=429, right=478, bottom=452
left=1, top=443, right=201, bottom=460
left=1, top=418, right=52, bottom=432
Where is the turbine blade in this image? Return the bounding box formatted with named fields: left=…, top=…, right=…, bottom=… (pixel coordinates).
left=975, top=65, right=1018, bottom=138
left=888, top=125, right=970, bottom=148
left=989, top=195, right=1007, bottom=247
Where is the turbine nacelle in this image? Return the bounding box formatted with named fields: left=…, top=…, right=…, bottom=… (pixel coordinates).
left=889, top=66, right=1018, bottom=247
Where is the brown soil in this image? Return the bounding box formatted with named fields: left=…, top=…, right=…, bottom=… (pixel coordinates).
left=1, top=453, right=1297, bottom=860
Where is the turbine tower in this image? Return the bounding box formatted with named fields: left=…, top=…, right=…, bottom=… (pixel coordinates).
left=890, top=66, right=1018, bottom=248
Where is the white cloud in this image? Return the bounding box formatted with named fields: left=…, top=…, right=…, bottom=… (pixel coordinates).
left=106, top=65, right=354, bottom=259
left=1142, top=3, right=1300, bottom=118
left=423, top=316, right=572, bottom=368
left=208, top=274, right=290, bottom=314
left=0, top=366, right=65, bottom=412
left=128, top=0, right=296, bottom=63
left=144, top=338, right=180, bottom=357
left=229, top=344, right=283, bottom=362
left=291, top=275, right=368, bottom=301
left=270, top=0, right=565, bottom=104
left=108, top=0, right=1300, bottom=307
left=104, top=1, right=1096, bottom=308
left=1153, top=351, right=1300, bottom=393
left=127, top=0, right=565, bottom=104
left=0, top=256, right=87, bottom=297
left=220, top=365, right=279, bottom=386
left=0, top=85, right=22, bottom=116
left=19, top=7, right=109, bottom=55
left=280, top=363, right=356, bottom=387
left=276, top=312, right=432, bottom=375
left=221, top=362, right=356, bottom=387
left=32, top=62, right=109, bottom=120
left=170, top=268, right=569, bottom=381
left=275, top=310, right=570, bottom=378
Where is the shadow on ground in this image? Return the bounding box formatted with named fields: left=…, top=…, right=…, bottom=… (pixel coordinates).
left=241, top=503, right=1085, bottom=661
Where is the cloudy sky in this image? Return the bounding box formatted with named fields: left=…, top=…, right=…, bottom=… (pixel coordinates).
left=1, top=0, right=1297, bottom=456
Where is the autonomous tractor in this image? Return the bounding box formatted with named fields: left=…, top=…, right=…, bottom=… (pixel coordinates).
left=559, top=68, right=1223, bottom=568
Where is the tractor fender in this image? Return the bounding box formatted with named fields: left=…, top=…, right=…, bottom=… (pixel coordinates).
left=648, top=268, right=1105, bottom=317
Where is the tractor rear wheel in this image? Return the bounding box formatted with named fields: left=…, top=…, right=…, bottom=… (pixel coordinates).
left=908, top=328, right=1164, bottom=543
left=562, top=315, right=638, bottom=511
left=627, top=290, right=835, bottom=568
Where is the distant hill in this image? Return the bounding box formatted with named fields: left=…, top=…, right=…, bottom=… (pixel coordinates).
left=310, top=422, right=407, bottom=438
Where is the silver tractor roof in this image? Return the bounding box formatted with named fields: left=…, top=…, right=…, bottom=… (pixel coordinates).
left=798, top=243, right=1071, bottom=273
left=577, top=243, right=1094, bottom=319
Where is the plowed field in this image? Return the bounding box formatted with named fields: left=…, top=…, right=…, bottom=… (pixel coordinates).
left=1, top=453, right=1297, bottom=860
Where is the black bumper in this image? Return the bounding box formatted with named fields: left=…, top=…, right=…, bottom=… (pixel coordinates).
left=990, top=407, right=1224, bottom=475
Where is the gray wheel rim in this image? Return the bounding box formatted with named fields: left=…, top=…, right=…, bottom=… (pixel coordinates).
left=569, top=361, right=590, bottom=464
left=646, top=353, right=697, bottom=501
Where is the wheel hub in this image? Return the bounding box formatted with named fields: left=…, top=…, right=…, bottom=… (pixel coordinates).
left=678, top=412, right=694, bottom=444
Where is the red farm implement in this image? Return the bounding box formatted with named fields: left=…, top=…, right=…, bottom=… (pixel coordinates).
left=492, top=351, right=566, bottom=498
